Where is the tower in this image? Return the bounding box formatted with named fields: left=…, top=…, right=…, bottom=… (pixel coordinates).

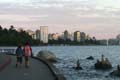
left=40, top=26, right=48, bottom=43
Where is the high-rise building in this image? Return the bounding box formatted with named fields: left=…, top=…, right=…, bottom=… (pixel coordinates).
left=108, top=39, right=119, bottom=45
left=80, top=32, right=86, bottom=42
left=99, top=39, right=108, bottom=45
left=36, top=30, right=40, bottom=40
left=74, top=31, right=81, bottom=42
left=86, top=34, right=91, bottom=40
left=48, top=34, right=53, bottom=40
left=48, top=33, right=60, bottom=40
left=40, top=26, right=48, bottom=43
left=64, top=30, right=70, bottom=40
left=116, top=34, right=120, bottom=45
left=51, top=33, right=60, bottom=40
left=117, top=34, right=120, bottom=40
left=70, top=33, right=74, bottom=41
left=26, top=30, right=36, bottom=39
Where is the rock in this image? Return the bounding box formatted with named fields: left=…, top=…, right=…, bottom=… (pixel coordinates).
left=95, top=61, right=112, bottom=69
left=73, top=59, right=83, bottom=70
left=37, top=50, right=57, bottom=62
left=86, top=56, right=94, bottom=60
left=110, top=65, right=120, bottom=77
left=105, top=75, right=109, bottom=78
left=73, top=66, right=83, bottom=70
left=95, top=55, right=112, bottom=70
left=110, top=70, right=120, bottom=77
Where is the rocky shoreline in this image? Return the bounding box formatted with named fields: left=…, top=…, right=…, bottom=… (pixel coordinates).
left=36, top=50, right=120, bottom=79
left=36, top=50, right=66, bottom=80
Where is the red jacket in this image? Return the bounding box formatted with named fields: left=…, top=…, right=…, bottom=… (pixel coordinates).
left=24, top=45, right=32, bottom=57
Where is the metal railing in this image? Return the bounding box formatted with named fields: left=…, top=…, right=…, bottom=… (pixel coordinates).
left=0, top=49, right=15, bottom=54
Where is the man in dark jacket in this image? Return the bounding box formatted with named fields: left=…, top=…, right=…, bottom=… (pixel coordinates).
left=16, top=45, right=24, bottom=68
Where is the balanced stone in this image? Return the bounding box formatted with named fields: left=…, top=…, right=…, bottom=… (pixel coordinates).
left=73, top=59, right=82, bottom=70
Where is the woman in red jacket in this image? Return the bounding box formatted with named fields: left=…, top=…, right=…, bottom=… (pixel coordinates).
left=24, top=42, right=32, bottom=68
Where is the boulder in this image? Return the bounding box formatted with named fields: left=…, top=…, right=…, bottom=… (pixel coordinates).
left=95, top=55, right=112, bottom=70
left=37, top=50, right=57, bottom=62
left=110, top=70, right=120, bottom=77
left=86, top=56, right=94, bottom=60
left=95, top=61, right=112, bottom=69
left=110, top=65, right=120, bottom=77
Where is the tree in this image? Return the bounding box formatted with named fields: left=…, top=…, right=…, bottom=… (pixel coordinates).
left=0, top=26, right=40, bottom=46
left=10, top=25, right=14, bottom=30
left=0, top=25, right=2, bottom=31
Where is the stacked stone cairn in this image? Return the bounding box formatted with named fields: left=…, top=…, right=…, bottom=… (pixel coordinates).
left=95, top=55, right=112, bottom=69
left=73, top=59, right=82, bottom=70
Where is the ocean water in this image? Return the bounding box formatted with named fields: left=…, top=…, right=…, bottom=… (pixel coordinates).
left=32, top=46, right=120, bottom=80
left=1, top=46, right=120, bottom=80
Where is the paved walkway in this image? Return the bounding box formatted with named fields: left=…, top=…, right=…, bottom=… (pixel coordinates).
left=0, top=54, right=11, bottom=71
left=0, top=55, right=56, bottom=80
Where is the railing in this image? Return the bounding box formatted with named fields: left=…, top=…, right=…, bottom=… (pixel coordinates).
left=0, top=49, right=16, bottom=54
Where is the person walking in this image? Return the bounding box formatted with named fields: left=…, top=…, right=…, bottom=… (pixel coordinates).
left=16, top=45, right=24, bottom=68
left=24, top=42, right=32, bottom=68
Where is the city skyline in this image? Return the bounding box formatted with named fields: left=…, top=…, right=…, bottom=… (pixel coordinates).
left=0, top=0, right=120, bottom=39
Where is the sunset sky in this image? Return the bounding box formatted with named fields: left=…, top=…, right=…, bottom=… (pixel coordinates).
left=0, top=0, right=120, bottom=39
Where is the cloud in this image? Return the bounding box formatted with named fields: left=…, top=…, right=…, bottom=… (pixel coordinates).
left=0, top=0, right=120, bottom=39
left=0, top=14, right=31, bottom=24
left=96, top=0, right=120, bottom=8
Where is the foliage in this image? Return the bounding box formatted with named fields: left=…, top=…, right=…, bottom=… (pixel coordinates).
left=0, top=25, right=39, bottom=46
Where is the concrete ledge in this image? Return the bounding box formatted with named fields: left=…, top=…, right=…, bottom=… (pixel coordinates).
left=32, top=56, right=66, bottom=80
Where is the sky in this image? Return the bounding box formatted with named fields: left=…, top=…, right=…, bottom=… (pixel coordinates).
left=0, top=0, right=120, bottom=39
